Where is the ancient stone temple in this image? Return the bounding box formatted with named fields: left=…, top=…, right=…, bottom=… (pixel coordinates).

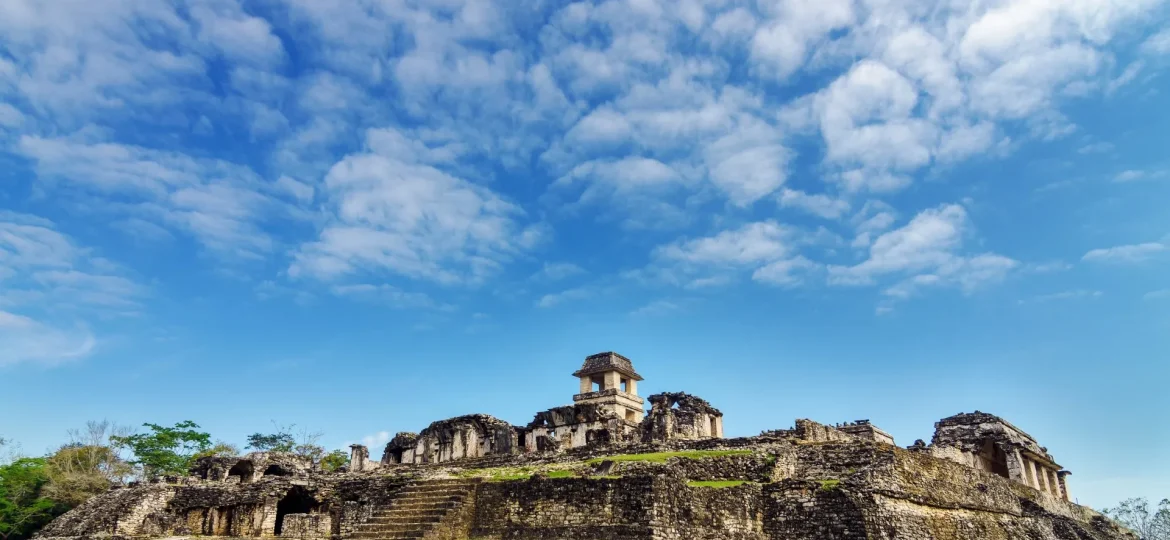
left=35, top=351, right=1135, bottom=540
left=927, top=411, right=1072, bottom=501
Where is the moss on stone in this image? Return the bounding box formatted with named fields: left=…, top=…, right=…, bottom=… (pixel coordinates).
left=584, top=449, right=752, bottom=464
left=686, top=480, right=750, bottom=488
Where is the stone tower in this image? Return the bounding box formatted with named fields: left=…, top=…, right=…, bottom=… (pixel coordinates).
left=572, top=351, right=645, bottom=423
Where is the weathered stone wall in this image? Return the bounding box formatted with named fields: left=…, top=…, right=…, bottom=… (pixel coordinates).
left=470, top=477, right=657, bottom=539
left=35, top=485, right=176, bottom=539
left=404, top=415, right=520, bottom=464
left=280, top=513, right=331, bottom=538
left=641, top=392, right=724, bottom=443
left=653, top=481, right=766, bottom=540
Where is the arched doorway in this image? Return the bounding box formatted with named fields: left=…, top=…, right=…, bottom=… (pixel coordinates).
left=274, top=486, right=316, bottom=535
left=264, top=464, right=291, bottom=477
left=227, top=460, right=254, bottom=483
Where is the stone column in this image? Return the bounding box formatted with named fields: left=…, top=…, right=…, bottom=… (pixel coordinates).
left=580, top=376, right=592, bottom=393
left=1010, top=449, right=1028, bottom=485
left=349, top=444, right=369, bottom=472
left=627, top=378, right=638, bottom=395
left=1049, top=470, right=1062, bottom=499
left=1035, top=462, right=1049, bottom=494
left=603, top=371, right=621, bottom=391
left=1058, top=472, right=1071, bottom=501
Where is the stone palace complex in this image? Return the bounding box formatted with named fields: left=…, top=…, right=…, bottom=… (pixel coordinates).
left=36, top=351, right=1132, bottom=540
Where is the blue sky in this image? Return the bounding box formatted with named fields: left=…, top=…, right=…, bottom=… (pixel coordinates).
left=1, top=0, right=1169, bottom=509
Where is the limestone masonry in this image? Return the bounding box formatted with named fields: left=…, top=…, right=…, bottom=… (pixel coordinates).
left=37, top=352, right=1135, bottom=540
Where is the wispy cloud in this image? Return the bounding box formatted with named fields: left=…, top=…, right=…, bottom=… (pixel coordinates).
left=1083, top=243, right=1167, bottom=264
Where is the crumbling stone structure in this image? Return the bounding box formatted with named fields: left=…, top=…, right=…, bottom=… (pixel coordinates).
left=381, top=415, right=519, bottom=465
left=929, top=411, right=1072, bottom=500
left=35, top=352, right=1128, bottom=540
left=834, top=419, right=894, bottom=445
left=641, top=392, right=724, bottom=442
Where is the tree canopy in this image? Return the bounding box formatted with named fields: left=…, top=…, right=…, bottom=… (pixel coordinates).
left=1103, top=497, right=1170, bottom=540
left=110, top=421, right=211, bottom=480
left=0, top=458, right=58, bottom=540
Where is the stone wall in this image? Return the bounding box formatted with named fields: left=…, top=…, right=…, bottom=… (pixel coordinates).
left=280, top=514, right=331, bottom=538
left=471, top=477, right=657, bottom=539
left=641, top=392, right=723, bottom=443
left=398, top=415, right=520, bottom=464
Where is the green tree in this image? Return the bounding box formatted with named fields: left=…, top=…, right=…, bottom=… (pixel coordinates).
left=192, top=442, right=240, bottom=460
left=247, top=424, right=326, bottom=463
left=0, top=458, right=57, bottom=540
left=43, top=421, right=133, bottom=507
left=245, top=431, right=295, bottom=453
left=319, top=450, right=349, bottom=472
left=1103, top=497, right=1170, bottom=539
left=110, top=421, right=211, bottom=480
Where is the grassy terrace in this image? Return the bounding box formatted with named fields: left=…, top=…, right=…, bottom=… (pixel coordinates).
left=686, top=480, right=752, bottom=488
left=453, top=449, right=755, bottom=482
left=584, top=449, right=753, bottom=464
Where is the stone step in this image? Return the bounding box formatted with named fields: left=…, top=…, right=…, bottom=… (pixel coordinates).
left=374, top=495, right=465, bottom=507
left=347, top=525, right=434, bottom=538
left=365, top=509, right=448, bottom=522
left=395, top=487, right=472, bottom=497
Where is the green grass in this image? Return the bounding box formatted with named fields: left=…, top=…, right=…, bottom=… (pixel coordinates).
left=584, top=449, right=752, bottom=465
left=686, top=480, right=750, bottom=488
left=818, top=479, right=841, bottom=491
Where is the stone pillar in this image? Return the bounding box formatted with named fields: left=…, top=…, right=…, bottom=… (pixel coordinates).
left=1058, top=472, right=1071, bottom=501
left=350, top=444, right=369, bottom=472
left=1049, top=470, right=1062, bottom=499
left=1034, top=462, right=1049, bottom=494
left=627, top=378, right=638, bottom=395
left=603, top=371, right=621, bottom=391
left=580, top=376, right=592, bottom=393
left=1010, top=449, right=1028, bottom=485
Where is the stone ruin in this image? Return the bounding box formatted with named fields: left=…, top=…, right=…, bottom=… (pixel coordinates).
left=34, top=351, right=1136, bottom=540
left=375, top=352, right=723, bottom=466
left=925, top=410, right=1072, bottom=501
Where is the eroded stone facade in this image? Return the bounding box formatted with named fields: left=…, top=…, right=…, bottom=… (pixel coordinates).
left=928, top=411, right=1072, bottom=501
left=35, top=352, right=1123, bottom=540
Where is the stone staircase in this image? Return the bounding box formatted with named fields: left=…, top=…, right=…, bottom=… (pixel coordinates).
left=345, top=478, right=480, bottom=540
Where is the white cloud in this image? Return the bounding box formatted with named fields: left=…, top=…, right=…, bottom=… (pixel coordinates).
left=1028, top=290, right=1104, bottom=302
left=830, top=204, right=1017, bottom=295
left=1142, top=28, right=1170, bottom=55
left=291, top=128, right=541, bottom=284
left=750, top=0, right=854, bottom=80
left=1114, top=170, right=1145, bottom=182
left=330, top=284, right=446, bottom=310
left=1144, top=289, right=1170, bottom=300
left=630, top=299, right=681, bottom=317
left=536, top=287, right=593, bottom=308
left=0, top=213, right=140, bottom=367
left=533, top=262, right=585, bottom=281
left=656, top=222, right=792, bottom=267
left=752, top=256, right=818, bottom=287
left=1082, top=242, right=1167, bottom=263
left=16, top=135, right=305, bottom=259
left=0, top=311, right=95, bottom=367
left=778, top=189, right=850, bottom=220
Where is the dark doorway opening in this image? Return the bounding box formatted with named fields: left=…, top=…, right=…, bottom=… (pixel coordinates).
left=976, top=440, right=1010, bottom=479
left=264, top=464, right=290, bottom=477
left=274, top=486, right=316, bottom=535
left=227, top=460, right=254, bottom=483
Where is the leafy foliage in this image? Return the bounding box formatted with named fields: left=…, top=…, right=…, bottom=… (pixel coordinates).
left=1103, top=497, right=1170, bottom=539
left=246, top=424, right=326, bottom=463
left=111, top=421, right=211, bottom=480
left=0, top=458, right=58, bottom=540
left=319, top=450, right=349, bottom=472
left=245, top=432, right=296, bottom=453
left=192, top=442, right=240, bottom=460
left=42, top=421, right=133, bottom=507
